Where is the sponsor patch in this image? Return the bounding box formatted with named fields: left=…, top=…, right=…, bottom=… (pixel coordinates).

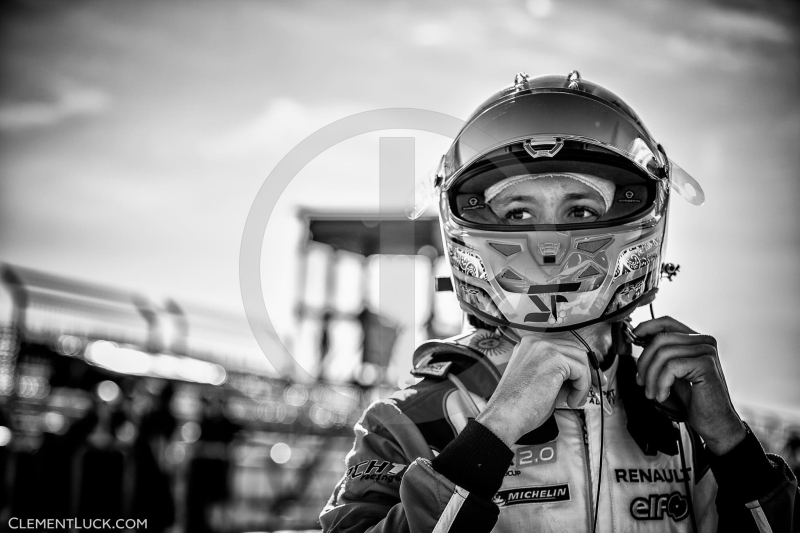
left=630, top=491, right=689, bottom=522
left=614, top=467, right=691, bottom=484
left=586, top=387, right=617, bottom=406
left=410, top=361, right=452, bottom=378
left=492, top=484, right=570, bottom=507
left=346, top=460, right=407, bottom=483
left=512, top=442, right=558, bottom=468
left=469, top=332, right=513, bottom=358
left=476, top=336, right=500, bottom=349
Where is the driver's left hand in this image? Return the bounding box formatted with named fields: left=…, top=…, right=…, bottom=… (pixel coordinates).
left=633, top=316, right=747, bottom=456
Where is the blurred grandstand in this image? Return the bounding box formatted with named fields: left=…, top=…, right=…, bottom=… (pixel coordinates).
left=1, top=214, right=799, bottom=532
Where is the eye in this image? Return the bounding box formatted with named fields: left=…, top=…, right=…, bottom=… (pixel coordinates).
left=505, top=208, right=532, bottom=221
left=567, top=206, right=599, bottom=220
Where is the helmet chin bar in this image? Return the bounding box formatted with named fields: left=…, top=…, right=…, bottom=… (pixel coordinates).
left=461, top=288, right=659, bottom=333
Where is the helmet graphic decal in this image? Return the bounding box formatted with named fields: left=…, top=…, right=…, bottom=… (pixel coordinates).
left=436, top=71, right=703, bottom=332
left=605, top=276, right=648, bottom=316
left=577, top=264, right=602, bottom=279
left=447, top=244, right=488, bottom=281
left=575, top=237, right=614, bottom=255
left=488, top=242, right=522, bottom=257
left=613, top=237, right=661, bottom=280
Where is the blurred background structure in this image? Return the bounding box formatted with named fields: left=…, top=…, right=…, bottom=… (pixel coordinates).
left=0, top=0, right=799, bottom=531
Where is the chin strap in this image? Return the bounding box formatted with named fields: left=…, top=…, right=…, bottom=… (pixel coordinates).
left=616, top=351, right=681, bottom=456
left=611, top=320, right=687, bottom=456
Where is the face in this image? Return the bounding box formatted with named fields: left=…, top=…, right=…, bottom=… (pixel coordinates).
left=487, top=176, right=608, bottom=225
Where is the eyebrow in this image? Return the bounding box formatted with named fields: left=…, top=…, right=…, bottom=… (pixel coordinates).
left=493, top=192, right=601, bottom=207
left=563, top=192, right=601, bottom=202
left=492, top=194, right=541, bottom=207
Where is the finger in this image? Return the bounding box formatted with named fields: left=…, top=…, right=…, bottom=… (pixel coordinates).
left=591, top=368, right=608, bottom=388
left=636, top=332, right=717, bottom=386
left=556, top=384, right=570, bottom=407
left=654, top=355, right=716, bottom=403
left=549, top=342, right=589, bottom=361
left=643, top=343, right=716, bottom=399
left=546, top=339, right=608, bottom=387
left=642, top=344, right=716, bottom=400
left=547, top=338, right=604, bottom=367
left=516, top=335, right=582, bottom=353
left=548, top=337, right=586, bottom=351
left=553, top=349, right=608, bottom=389
left=561, top=355, right=591, bottom=408
left=632, top=315, right=698, bottom=338
left=514, top=338, right=605, bottom=390
left=671, top=378, right=693, bottom=407
left=518, top=339, right=588, bottom=366
left=521, top=336, right=585, bottom=356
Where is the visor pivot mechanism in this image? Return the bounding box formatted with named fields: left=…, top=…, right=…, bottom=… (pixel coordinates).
left=567, top=70, right=581, bottom=90
left=523, top=138, right=564, bottom=159
left=660, top=262, right=680, bottom=281
left=435, top=277, right=454, bottom=292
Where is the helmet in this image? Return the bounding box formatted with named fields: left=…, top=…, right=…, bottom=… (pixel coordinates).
left=435, top=71, right=703, bottom=332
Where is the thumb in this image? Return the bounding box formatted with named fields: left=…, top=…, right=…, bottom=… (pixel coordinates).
left=672, top=379, right=692, bottom=406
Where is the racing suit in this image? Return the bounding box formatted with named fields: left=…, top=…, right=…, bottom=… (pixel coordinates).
left=320, top=328, right=798, bottom=532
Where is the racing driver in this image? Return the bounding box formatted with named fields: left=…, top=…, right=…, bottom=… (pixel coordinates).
left=319, top=71, right=798, bottom=532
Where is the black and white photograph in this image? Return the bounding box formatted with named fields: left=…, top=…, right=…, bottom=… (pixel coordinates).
left=0, top=0, right=798, bottom=531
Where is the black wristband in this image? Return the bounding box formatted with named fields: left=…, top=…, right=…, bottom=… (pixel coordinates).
left=708, top=422, right=779, bottom=503
left=431, top=419, right=514, bottom=500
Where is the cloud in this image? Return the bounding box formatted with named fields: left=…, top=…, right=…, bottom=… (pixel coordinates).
left=411, top=21, right=455, bottom=48
left=703, top=7, right=794, bottom=45
left=203, top=97, right=361, bottom=159
left=0, top=83, right=110, bottom=131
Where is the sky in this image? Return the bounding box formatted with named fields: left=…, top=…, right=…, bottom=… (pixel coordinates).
left=0, top=0, right=798, bottom=415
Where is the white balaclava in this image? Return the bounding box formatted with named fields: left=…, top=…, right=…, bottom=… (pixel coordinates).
left=484, top=173, right=616, bottom=213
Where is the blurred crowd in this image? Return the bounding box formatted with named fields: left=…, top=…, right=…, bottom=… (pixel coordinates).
left=0, top=335, right=365, bottom=533
left=1, top=373, right=243, bottom=532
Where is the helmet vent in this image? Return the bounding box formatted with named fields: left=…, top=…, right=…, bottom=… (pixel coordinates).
left=577, top=264, right=601, bottom=279
left=488, top=242, right=522, bottom=257
left=499, top=269, right=524, bottom=281
left=576, top=237, right=613, bottom=254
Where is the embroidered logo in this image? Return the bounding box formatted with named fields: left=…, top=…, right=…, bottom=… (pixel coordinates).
left=614, top=467, right=691, bottom=484
left=346, top=460, right=407, bottom=482
left=512, top=442, right=558, bottom=469
left=586, top=387, right=617, bottom=406
left=469, top=332, right=513, bottom=357
left=630, top=491, right=689, bottom=522
left=493, top=484, right=570, bottom=507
